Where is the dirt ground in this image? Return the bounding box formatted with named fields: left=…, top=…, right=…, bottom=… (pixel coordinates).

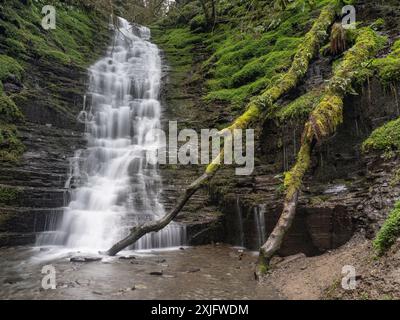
left=264, top=233, right=400, bottom=300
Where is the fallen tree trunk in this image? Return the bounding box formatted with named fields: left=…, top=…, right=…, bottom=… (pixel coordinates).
left=257, top=27, right=385, bottom=275
left=104, top=5, right=336, bottom=256
left=105, top=173, right=212, bottom=255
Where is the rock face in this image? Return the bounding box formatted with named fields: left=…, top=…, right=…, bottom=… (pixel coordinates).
left=0, top=96, right=87, bottom=246
left=0, top=14, right=110, bottom=246
left=157, top=48, right=225, bottom=245
left=210, top=78, right=400, bottom=256
left=152, top=5, right=400, bottom=256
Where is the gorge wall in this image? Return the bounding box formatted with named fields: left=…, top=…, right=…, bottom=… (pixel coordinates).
left=0, top=0, right=110, bottom=245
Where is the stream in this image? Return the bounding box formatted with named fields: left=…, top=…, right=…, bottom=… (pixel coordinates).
left=0, top=245, right=280, bottom=300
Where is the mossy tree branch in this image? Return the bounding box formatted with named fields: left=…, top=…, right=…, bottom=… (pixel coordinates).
left=257, top=27, right=386, bottom=274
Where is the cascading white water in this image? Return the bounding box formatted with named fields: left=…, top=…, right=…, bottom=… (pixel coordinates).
left=254, top=205, right=266, bottom=248
left=37, top=18, right=186, bottom=253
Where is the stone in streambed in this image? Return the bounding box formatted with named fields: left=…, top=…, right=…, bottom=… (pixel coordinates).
left=4, top=276, right=24, bottom=284
left=119, top=255, right=137, bottom=260
left=70, top=256, right=102, bottom=263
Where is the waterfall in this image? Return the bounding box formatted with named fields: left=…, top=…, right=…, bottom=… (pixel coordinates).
left=254, top=204, right=266, bottom=248
left=37, top=18, right=186, bottom=253
left=235, top=196, right=245, bottom=248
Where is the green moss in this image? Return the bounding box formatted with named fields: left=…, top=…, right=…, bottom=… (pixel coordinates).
left=204, top=77, right=271, bottom=108
left=42, top=50, right=73, bottom=65
left=0, top=1, right=109, bottom=68
left=199, top=1, right=340, bottom=108
left=189, top=14, right=208, bottom=32
left=155, top=28, right=202, bottom=50
left=3, top=38, right=27, bottom=57
left=258, top=263, right=269, bottom=275
left=203, top=2, right=337, bottom=110
left=0, top=95, right=24, bottom=122
left=152, top=27, right=202, bottom=74
left=307, top=93, right=344, bottom=141
left=390, top=168, right=400, bottom=187
left=331, top=28, right=386, bottom=88
left=230, top=50, right=294, bottom=88
left=0, top=125, right=25, bottom=163
left=275, top=89, right=323, bottom=121
left=0, top=185, right=21, bottom=205
left=371, top=18, right=385, bottom=31
left=283, top=26, right=385, bottom=203
left=284, top=143, right=312, bottom=198
left=0, top=1, right=110, bottom=163
left=372, top=40, right=400, bottom=85
left=373, top=201, right=400, bottom=256
left=309, top=28, right=385, bottom=142
left=362, top=117, right=400, bottom=153
left=0, top=55, right=24, bottom=81
left=273, top=37, right=303, bottom=51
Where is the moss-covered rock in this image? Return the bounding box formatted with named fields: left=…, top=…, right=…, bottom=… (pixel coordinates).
left=275, top=89, right=323, bottom=121
left=362, top=117, right=400, bottom=153
left=201, top=2, right=328, bottom=109
left=372, top=40, right=400, bottom=86
left=373, top=201, right=400, bottom=256
left=0, top=1, right=108, bottom=68
left=0, top=125, right=25, bottom=162
left=0, top=55, right=24, bottom=81
left=0, top=185, right=21, bottom=206
left=0, top=0, right=110, bottom=163
left=0, top=95, right=23, bottom=123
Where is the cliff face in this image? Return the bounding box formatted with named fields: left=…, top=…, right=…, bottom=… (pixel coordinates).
left=0, top=0, right=111, bottom=245
left=152, top=0, right=400, bottom=257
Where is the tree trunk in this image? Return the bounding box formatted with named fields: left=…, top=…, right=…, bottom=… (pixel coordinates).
left=255, top=190, right=298, bottom=278
left=259, top=190, right=298, bottom=261
left=256, top=140, right=312, bottom=276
